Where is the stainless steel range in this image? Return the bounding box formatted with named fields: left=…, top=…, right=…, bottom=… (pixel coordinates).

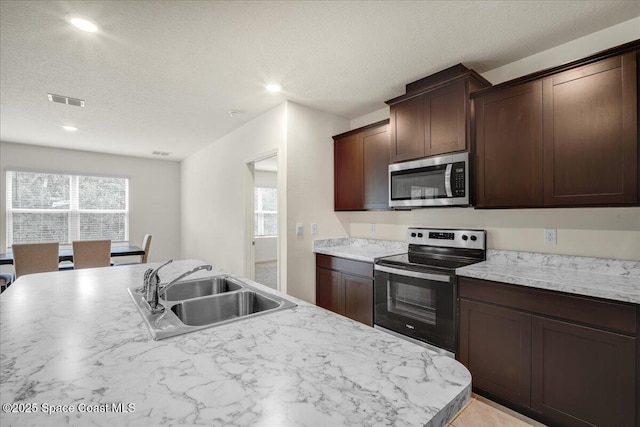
left=374, top=228, right=486, bottom=357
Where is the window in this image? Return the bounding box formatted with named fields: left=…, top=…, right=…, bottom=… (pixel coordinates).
left=254, top=187, right=277, bottom=237
left=6, top=171, right=129, bottom=247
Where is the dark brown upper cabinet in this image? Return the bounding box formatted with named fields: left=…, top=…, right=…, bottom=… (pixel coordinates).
left=472, top=40, right=639, bottom=208
left=542, top=53, right=637, bottom=206
left=475, top=81, right=544, bottom=207
left=334, top=120, right=390, bottom=211
left=386, top=64, right=491, bottom=163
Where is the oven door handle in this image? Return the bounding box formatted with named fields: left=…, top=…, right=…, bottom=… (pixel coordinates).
left=374, top=265, right=451, bottom=283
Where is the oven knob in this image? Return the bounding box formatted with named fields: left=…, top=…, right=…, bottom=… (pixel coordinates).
left=417, top=233, right=423, bottom=238
left=462, top=235, right=468, bottom=241
left=470, top=235, right=477, bottom=241
left=411, top=233, right=417, bottom=238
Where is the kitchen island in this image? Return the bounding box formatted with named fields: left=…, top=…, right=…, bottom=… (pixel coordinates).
left=0, top=260, right=470, bottom=426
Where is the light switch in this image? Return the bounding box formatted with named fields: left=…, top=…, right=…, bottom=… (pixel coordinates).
left=296, top=223, right=304, bottom=235
left=311, top=223, right=318, bottom=235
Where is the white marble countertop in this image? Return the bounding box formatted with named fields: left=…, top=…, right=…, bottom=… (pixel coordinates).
left=456, top=250, right=640, bottom=304
left=313, top=238, right=407, bottom=262
left=0, top=260, right=470, bottom=426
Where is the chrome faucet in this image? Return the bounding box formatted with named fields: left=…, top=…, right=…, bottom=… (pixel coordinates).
left=144, top=262, right=213, bottom=314
left=142, top=259, right=173, bottom=313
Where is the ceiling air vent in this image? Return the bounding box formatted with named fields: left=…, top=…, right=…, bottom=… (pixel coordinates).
left=47, top=93, right=85, bottom=107
left=152, top=151, right=171, bottom=156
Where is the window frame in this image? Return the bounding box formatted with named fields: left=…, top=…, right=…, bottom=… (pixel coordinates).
left=254, top=186, right=277, bottom=238
left=5, top=169, right=130, bottom=248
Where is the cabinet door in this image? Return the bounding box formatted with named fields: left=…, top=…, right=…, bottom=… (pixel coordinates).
left=334, top=134, right=363, bottom=210
left=428, top=80, right=466, bottom=156
left=531, top=316, right=636, bottom=427
left=344, top=274, right=373, bottom=327
left=475, top=81, right=543, bottom=207
left=389, top=95, right=425, bottom=163
left=543, top=52, right=638, bottom=206
left=362, top=125, right=390, bottom=209
left=459, top=299, right=532, bottom=407
left=316, top=267, right=344, bottom=315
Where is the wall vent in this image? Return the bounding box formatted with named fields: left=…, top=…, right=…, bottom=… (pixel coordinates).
left=47, top=93, right=85, bottom=107
left=152, top=151, right=171, bottom=156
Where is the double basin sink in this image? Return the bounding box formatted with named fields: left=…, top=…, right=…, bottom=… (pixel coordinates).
left=128, top=275, right=296, bottom=340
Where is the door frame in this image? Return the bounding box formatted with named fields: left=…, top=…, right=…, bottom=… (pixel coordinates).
left=245, top=148, right=280, bottom=290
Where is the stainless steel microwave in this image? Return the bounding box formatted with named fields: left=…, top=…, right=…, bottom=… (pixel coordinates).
left=389, top=152, right=469, bottom=208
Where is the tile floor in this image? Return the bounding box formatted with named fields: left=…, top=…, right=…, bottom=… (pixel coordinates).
left=448, top=394, right=547, bottom=427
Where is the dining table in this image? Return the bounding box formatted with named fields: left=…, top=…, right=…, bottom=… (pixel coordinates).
left=0, top=245, right=145, bottom=265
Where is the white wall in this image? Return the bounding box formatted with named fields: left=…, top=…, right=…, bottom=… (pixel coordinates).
left=344, top=18, right=640, bottom=261
left=255, top=237, right=277, bottom=262
left=483, top=17, right=640, bottom=84
left=180, top=103, right=287, bottom=279
left=0, top=141, right=181, bottom=264
left=285, top=102, right=350, bottom=302
left=181, top=101, right=349, bottom=302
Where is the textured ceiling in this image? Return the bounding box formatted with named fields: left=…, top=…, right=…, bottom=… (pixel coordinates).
left=1, top=1, right=639, bottom=161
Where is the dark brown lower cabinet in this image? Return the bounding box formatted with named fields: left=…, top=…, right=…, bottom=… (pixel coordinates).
left=531, top=316, right=636, bottom=427
left=343, top=275, right=374, bottom=326
left=315, top=267, right=343, bottom=314
left=459, top=299, right=531, bottom=407
left=315, top=254, right=373, bottom=326
left=458, top=277, right=638, bottom=427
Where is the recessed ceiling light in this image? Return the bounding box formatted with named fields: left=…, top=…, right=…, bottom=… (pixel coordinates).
left=66, top=14, right=99, bottom=33
left=265, top=84, right=282, bottom=93
left=61, top=125, right=78, bottom=132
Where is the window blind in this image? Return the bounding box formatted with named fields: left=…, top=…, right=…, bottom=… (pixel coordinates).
left=6, top=171, right=129, bottom=246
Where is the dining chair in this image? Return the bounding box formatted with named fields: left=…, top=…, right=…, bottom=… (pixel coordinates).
left=12, top=242, right=60, bottom=278
left=0, top=273, right=13, bottom=292
left=72, top=240, right=111, bottom=269
left=112, top=234, right=152, bottom=266
left=140, top=234, right=152, bottom=263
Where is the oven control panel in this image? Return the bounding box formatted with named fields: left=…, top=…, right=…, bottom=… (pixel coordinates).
left=407, top=228, right=485, bottom=250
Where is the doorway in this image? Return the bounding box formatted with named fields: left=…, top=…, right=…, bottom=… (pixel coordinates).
left=250, top=154, right=279, bottom=290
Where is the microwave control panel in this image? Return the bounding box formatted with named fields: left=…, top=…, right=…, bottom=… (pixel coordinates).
left=452, top=162, right=466, bottom=197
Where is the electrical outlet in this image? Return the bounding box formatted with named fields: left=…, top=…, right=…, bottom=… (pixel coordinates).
left=544, top=228, right=557, bottom=245
left=296, top=223, right=304, bottom=236
left=311, top=223, right=318, bottom=235
left=370, top=223, right=376, bottom=234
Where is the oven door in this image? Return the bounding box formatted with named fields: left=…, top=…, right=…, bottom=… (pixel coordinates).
left=374, top=264, right=456, bottom=353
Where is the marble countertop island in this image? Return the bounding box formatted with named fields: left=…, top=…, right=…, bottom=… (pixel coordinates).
left=456, top=250, right=640, bottom=304
left=0, top=260, right=470, bottom=426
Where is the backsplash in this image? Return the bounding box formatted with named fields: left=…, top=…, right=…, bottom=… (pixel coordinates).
left=338, top=208, right=640, bottom=261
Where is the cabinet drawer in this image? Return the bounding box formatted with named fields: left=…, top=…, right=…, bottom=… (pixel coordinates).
left=459, top=277, right=636, bottom=335
left=315, top=254, right=373, bottom=278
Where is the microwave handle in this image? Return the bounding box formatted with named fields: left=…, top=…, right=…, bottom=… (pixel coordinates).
left=444, top=163, right=453, bottom=197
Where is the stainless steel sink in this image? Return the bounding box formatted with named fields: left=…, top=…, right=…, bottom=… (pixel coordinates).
left=161, top=276, right=243, bottom=301
left=171, top=291, right=280, bottom=326
left=128, top=274, right=296, bottom=340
